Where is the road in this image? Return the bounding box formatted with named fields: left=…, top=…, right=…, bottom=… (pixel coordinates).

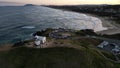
left=89, top=36, right=120, bottom=44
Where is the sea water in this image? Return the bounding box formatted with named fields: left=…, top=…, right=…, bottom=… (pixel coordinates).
left=0, top=6, right=107, bottom=44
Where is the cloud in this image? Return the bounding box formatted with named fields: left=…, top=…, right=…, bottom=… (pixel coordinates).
left=0, top=0, right=119, bottom=5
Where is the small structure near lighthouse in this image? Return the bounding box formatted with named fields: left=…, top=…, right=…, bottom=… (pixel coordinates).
left=34, top=35, right=46, bottom=47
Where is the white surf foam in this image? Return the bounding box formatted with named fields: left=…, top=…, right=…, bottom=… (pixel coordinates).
left=21, top=26, right=36, bottom=29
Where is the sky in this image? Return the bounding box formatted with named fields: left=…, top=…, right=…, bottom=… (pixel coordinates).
left=0, top=0, right=120, bottom=5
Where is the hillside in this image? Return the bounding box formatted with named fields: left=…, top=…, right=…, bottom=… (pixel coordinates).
left=0, top=47, right=119, bottom=68
left=0, top=29, right=120, bottom=68
left=46, top=5, right=120, bottom=24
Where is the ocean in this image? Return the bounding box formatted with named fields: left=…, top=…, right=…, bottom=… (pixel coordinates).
left=0, top=6, right=107, bottom=44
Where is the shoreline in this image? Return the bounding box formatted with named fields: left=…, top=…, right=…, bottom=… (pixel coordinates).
left=46, top=6, right=120, bottom=35
left=0, top=15, right=119, bottom=46
left=80, top=13, right=120, bottom=35
left=0, top=7, right=120, bottom=47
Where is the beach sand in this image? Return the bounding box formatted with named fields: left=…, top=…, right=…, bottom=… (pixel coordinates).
left=87, top=14, right=120, bottom=35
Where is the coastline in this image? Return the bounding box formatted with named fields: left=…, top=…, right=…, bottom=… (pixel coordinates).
left=46, top=6, right=120, bottom=35
left=0, top=6, right=120, bottom=48
left=0, top=44, right=13, bottom=51
left=0, top=13, right=119, bottom=47
left=81, top=13, right=120, bottom=35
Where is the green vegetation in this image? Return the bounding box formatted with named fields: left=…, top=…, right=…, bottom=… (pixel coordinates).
left=33, top=28, right=54, bottom=37
left=101, top=51, right=117, bottom=61
left=0, top=28, right=119, bottom=68
left=75, top=29, right=98, bottom=36
left=103, top=34, right=120, bottom=40
left=0, top=47, right=119, bottom=68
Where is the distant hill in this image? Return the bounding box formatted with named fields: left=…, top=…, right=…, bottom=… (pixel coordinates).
left=24, top=4, right=36, bottom=6
left=0, top=1, right=24, bottom=6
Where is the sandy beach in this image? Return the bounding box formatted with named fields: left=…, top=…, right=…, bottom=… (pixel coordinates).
left=87, top=14, right=120, bottom=35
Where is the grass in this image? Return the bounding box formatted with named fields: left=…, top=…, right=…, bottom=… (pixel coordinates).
left=0, top=47, right=119, bottom=68
left=101, top=51, right=117, bottom=61
left=0, top=28, right=119, bottom=68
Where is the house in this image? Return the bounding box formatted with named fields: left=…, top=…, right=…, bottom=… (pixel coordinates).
left=111, top=44, right=120, bottom=55
left=111, top=48, right=120, bottom=55
left=34, top=35, right=46, bottom=46
left=97, top=41, right=109, bottom=48
left=98, top=41, right=120, bottom=55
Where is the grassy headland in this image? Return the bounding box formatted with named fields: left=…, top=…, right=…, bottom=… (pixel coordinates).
left=0, top=47, right=119, bottom=68
left=0, top=28, right=120, bottom=68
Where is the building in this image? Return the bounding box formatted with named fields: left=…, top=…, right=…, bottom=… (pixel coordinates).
left=98, top=41, right=120, bottom=55
left=111, top=44, right=120, bottom=55
left=34, top=35, right=46, bottom=46
left=97, top=41, right=109, bottom=48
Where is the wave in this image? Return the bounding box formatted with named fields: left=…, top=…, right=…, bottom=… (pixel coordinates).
left=21, top=26, right=36, bottom=29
